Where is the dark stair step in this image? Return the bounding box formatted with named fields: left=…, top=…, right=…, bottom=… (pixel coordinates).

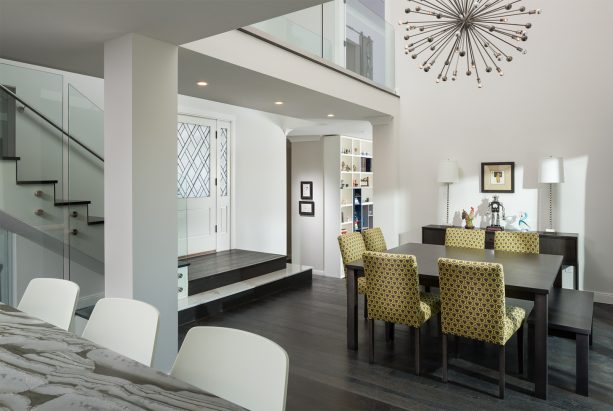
left=87, top=216, right=105, bottom=225
left=1, top=156, right=20, bottom=161
left=54, top=200, right=91, bottom=206
left=17, top=180, right=58, bottom=185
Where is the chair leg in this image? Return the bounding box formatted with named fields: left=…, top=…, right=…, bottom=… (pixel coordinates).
left=414, top=327, right=421, bottom=376
left=385, top=322, right=395, bottom=342
left=589, top=318, right=593, bottom=347
left=517, top=322, right=524, bottom=375
left=454, top=335, right=459, bottom=358
left=363, top=295, right=368, bottom=319
left=499, top=345, right=506, bottom=399
left=368, top=319, right=375, bottom=364
left=527, top=322, right=535, bottom=382
left=442, top=333, right=448, bottom=383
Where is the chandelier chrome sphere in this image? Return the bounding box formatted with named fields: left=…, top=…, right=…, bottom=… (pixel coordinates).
left=400, top=0, right=541, bottom=87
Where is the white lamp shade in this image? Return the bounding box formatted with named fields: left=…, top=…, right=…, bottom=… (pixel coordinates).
left=539, top=157, right=565, bottom=184
left=437, top=159, right=459, bottom=183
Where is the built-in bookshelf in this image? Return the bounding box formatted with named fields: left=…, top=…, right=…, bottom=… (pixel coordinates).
left=339, top=136, right=373, bottom=235
left=323, top=135, right=374, bottom=277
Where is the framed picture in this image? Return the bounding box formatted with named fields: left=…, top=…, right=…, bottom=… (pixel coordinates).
left=481, top=162, right=515, bottom=193
left=299, top=201, right=315, bottom=216
left=300, top=181, right=313, bottom=200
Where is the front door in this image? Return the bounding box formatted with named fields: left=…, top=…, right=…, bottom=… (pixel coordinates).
left=177, top=115, right=231, bottom=256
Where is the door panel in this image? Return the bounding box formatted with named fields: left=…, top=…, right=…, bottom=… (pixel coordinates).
left=177, top=115, right=216, bottom=255
left=216, top=121, right=231, bottom=251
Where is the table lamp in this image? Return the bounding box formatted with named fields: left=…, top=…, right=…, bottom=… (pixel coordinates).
left=539, top=156, right=564, bottom=232
left=438, top=159, right=459, bottom=225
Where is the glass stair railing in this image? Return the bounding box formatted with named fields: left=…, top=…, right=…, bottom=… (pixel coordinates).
left=0, top=62, right=104, bottom=307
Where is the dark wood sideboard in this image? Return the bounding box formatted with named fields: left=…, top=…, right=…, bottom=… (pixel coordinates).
left=422, top=225, right=579, bottom=290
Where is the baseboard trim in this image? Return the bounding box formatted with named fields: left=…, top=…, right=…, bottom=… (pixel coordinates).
left=312, top=269, right=325, bottom=276
left=77, top=292, right=104, bottom=310
left=594, top=291, right=613, bottom=305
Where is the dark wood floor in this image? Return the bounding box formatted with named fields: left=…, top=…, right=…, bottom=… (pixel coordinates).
left=179, top=276, right=613, bottom=410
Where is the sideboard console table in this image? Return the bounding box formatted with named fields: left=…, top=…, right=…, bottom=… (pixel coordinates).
left=422, top=225, right=579, bottom=290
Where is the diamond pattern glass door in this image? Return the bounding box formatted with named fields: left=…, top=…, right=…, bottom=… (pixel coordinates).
left=177, top=122, right=211, bottom=199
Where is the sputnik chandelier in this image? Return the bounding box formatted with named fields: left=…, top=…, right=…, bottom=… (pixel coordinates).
left=400, top=0, right=541, bottom=87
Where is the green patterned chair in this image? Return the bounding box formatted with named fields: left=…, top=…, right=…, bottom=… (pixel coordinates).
left=338, top=233, right=368, bottom=318
left=445, top=227, right=486, bottom=249
left=363, top=251, right=440, bottom=375
left=363, top=228, right=387, bottom=252
left=438, top=258, right=526, bottom=399
left=494, top=231, right=540, bottom=254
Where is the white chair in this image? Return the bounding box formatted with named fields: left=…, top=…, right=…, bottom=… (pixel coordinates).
left=18, top=278, right=80, bottom=331
left=171, top=327, right=289, bottom=411
left=82, top=297, right=159, bottom=366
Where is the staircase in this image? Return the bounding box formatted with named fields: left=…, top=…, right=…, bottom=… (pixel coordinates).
left=0, top=65, right=105, bottom=306
left=3, top=156, right=104, bottom=227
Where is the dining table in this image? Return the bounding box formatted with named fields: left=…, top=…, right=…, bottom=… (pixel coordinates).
left=0, top=303, right=245, bottom=410
left=345, top=242, right=563, bottom=400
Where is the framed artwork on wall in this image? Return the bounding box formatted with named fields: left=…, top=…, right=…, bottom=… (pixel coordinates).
left=300, top=181, right=313, bottom=200
left=481, top=162, right=515, bottom=193
left=299, top=201, right=315, bottom=216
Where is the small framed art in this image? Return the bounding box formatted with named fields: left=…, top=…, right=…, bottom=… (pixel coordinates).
left=300, top=181, right=313, bottom=200
left=299, top=201, right=315, bottom=216
left=481, top=162, right=515, bottom=193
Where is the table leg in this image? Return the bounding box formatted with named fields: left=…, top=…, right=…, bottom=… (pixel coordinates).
left=576, top=333, right=589, bottom=396
left=534, top=293, right=548, bottom=399
left=347, top=267, right=358, bottom=350
left=554, top=267, right=562, bottom=289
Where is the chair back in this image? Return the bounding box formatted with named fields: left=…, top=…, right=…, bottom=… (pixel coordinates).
left=338, top=232, right=366, bottom=265
left=494, top=231, right=539, bottom=254
left=445, top=227, right=486, bottom=249
left=363, top=227, right=387, bottom=252
left=82, top=298, right=159, bottom=366
left=171, top=326, right=289, bottom=411
left=438, top=258, right=507, bottom=345
left=18, top=278, right=80, bottom=330
left=363, top=251, right=425, bottom=327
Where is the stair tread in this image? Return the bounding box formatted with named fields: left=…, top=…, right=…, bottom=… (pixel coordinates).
left=54, top=199, right=91, bottom=206
left=1, top=156, right=20, bottom=161
left=87, top=216, right=104, bottom=225
left=17, top=180, right=58, bottom=185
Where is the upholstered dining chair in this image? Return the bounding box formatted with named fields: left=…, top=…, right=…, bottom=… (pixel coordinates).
left=494, top=231, right=540, bottom=254
left=363, top=251, right=440, bottom=375
left=363, top=227, right=387, bottom=252
left=445, top=227, right=486, bottom=249
left=338, top=232, right=368, bottom=318
left=438, top=258, right=526, bottom=399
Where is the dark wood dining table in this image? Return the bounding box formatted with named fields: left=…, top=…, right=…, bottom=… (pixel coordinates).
left=0, top=303, right=245, bottom=410
left=345, top=242, right=563, bottom=400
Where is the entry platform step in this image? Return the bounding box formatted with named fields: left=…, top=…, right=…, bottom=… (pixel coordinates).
left=181, top=249, right=287, bottom=296
left=178, top=263, right=312, bottom=326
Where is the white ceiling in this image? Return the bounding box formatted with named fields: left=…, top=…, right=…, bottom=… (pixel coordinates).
left=0, top=0, right=325, bottom=77
left=178, top=48, right=388, bottom=121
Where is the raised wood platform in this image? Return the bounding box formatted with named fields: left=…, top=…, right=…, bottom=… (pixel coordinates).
left=181, top=249, right=287, bottom=296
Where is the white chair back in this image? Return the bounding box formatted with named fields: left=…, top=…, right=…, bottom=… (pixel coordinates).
left=82, top=297, right=159, bottom=366
left=171, top=326, right=289, bottom=411
left=18, top=278, right=80, bottom=330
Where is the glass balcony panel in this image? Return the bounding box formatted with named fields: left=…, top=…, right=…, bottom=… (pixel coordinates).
left=252, top=5, right=324, bottom=57
left=67, top=85, right=104, bottom=307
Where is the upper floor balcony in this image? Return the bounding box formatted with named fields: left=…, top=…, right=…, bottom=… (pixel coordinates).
left=247, top=0, right=395, bottom=92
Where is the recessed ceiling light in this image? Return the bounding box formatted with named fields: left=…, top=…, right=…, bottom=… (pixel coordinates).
left=197, top=81, right=208, bottom=86
left=327, top=113, right=335, bottom=117
left=275, top=101, right=284, bottom=105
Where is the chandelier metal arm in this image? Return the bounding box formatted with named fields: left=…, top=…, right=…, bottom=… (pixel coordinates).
left=473, top=24, right=522, bottom=53
left=413, top=0, right=456, bottom=15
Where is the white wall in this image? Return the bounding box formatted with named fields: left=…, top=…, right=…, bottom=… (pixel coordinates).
left=178, top=95, right=287, bottom=255
left=379, top=0, right=613, bottom=302
left=291, top=138, right=324, bottom=273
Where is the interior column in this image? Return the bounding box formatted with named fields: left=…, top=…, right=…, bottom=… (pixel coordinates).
left=103, top=33, right=178, bottom=371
